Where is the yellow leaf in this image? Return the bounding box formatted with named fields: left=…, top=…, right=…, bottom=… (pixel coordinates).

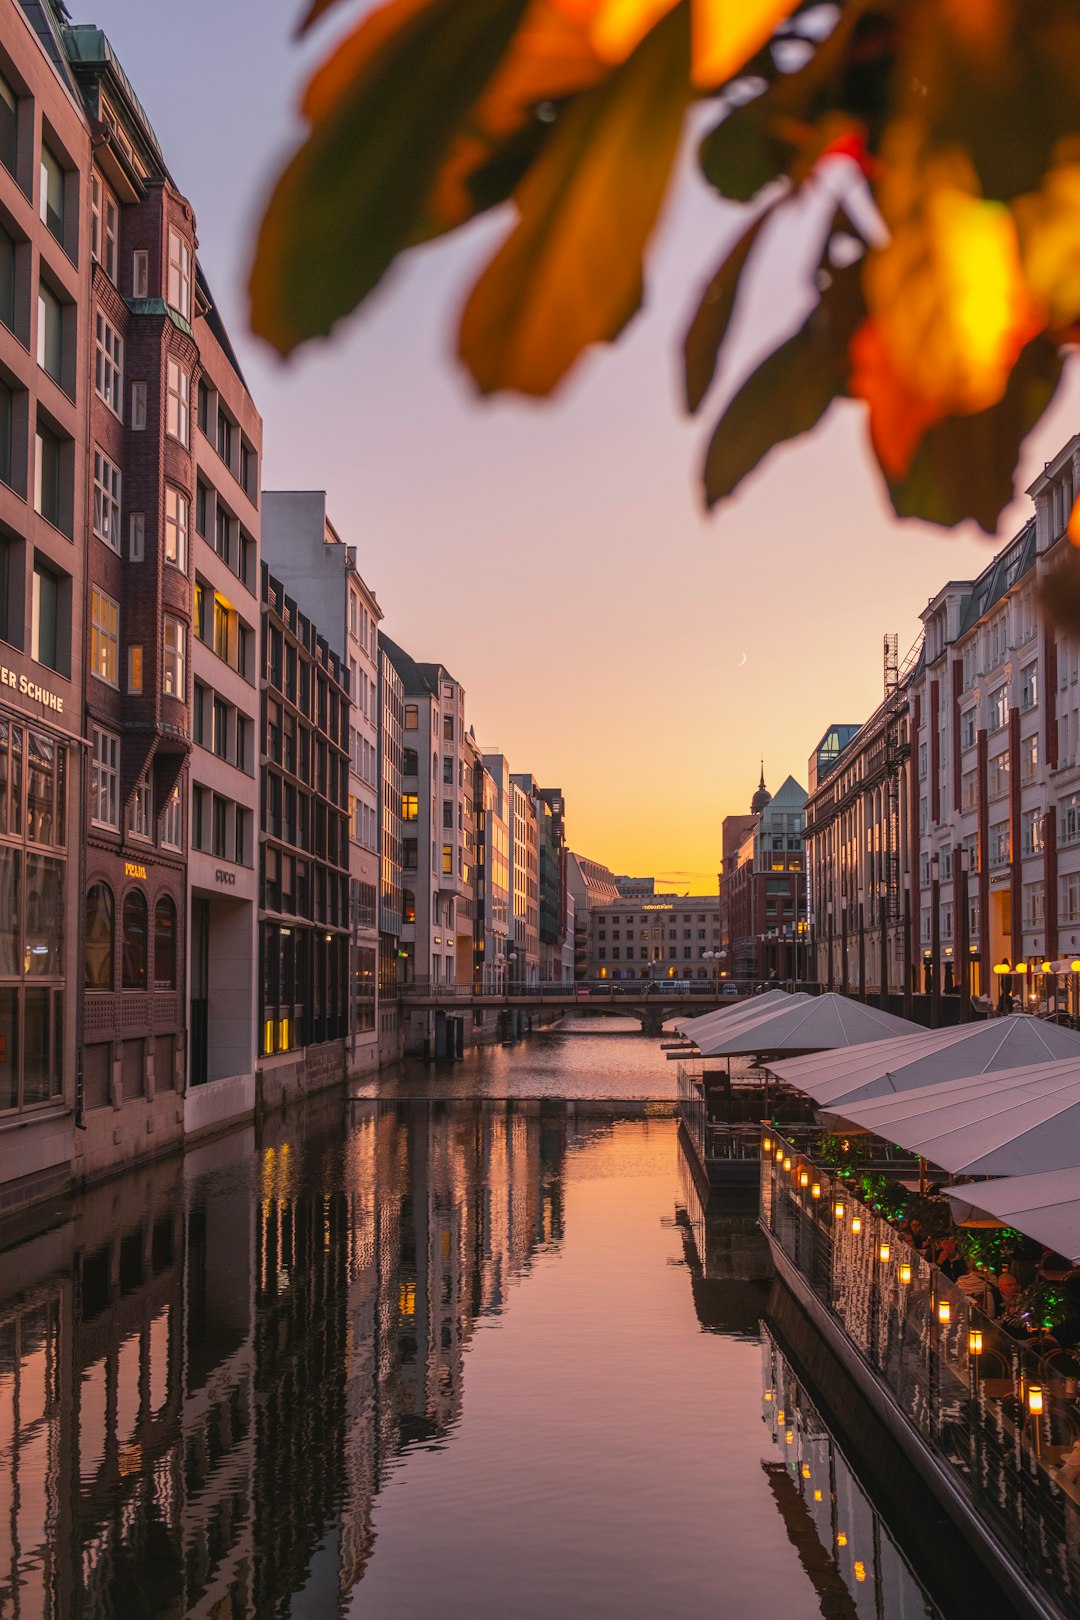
left=865, top=144, right=1042, bottom=427
left=1013, top=155, right=1080, bottom=334
left=548, top=0, right=789, bottom=85
left=459, top=0, right=691, bottom=394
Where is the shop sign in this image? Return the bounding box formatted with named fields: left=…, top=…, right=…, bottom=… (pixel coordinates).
left=0, top=664, right=64, bottom=714
left=124, top=861, right=147, bottom=880
left=215, top=868, right=237, bottom=886
left=642, top=903, right=673, bottom=911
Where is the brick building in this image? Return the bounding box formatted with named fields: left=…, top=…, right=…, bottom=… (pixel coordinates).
left=720, top=771, right=808, bottom=981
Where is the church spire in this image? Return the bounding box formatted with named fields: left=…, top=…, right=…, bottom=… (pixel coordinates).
left=751, top=761, right=772, bottom=815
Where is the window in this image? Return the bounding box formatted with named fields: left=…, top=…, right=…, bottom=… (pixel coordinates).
left=1023, top=882, right=1045, bottom=929
left=160, top=787, right=181, bottom=850
left=92, top=449, right=121, bottom=551
left=1022, top=808, right=1045, bottom=857
left=121, top=890, right=148, bottom=989
left=91, top=727, right=119, bottom=828
left=0, top=225, right=13, bottom=334
left=84, top=883, right=113, bottom=989
left=214, top=504, right=233, bottom=567
left=37, top=283, right=62, bottom=383
left=217, top=409, right=233, bottom=466
left=212, top=696, right=229, bottom=759
left=443, top=715, right=454, bottom=741
left=1062, top=791, right=1080, bottom=846
left=154, top=898, right=176, bottom=988
left=442, top=844, right=453, bottom=874
left=129, top=512, right=144, bottom=562
left=402, top=792, right=419, bottom=821
left=402, top=838, right=417, bottom=870
left=1022, top=732, right=1038, bottom=783
left=31, top=560, right=61, bottom=670
left=127, top=771, right=152, bottom=840
left=1063, top=871, right=1080, bottom=924
left=127, top=644, right=142, bottom=694
left=164, top=486, right=188, bottom=571
left=39, top=145, right=64, bottom=242
left=0, top=72, right=15, bottom=178
left=132, top=249, right=148, bottom=298
left=988, top=750, right=1009, bottom=799
left=163, top=616, right=185, bottom=698
left=90, top=176, right=118, bottom=280
left=960, top=708, right=976, bottom=750
left=988, top=684, right=1008, bottom=732
left=90, top=587, right=118, bottom=687
left=989, top=821, right=1009, bottom=869
left=1021, top=661, right=1038, bottom=711
left=34, top=424, right=61, bottom=527
left=0, top=378, right=12, bottom=490
left=442, top=756, right=453, bottom=784
left=165, top=358, right=189, bottom=445
left=403, top=889, right=416, bottom=924
left=131, top=380, right=147, bottom=430
left=167, top=229, right=191, bottom=319
left=404, top=703, right=418, bottom=731
left=961, top=769, right=977, bottom=811
left=94, top=311, right=122, bottom=415
left=918, top=740, right=927, bottom=779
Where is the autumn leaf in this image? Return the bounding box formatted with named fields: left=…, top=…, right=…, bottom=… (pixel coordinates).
left=548, top=0, right=790, bottom=86
left=701, top=263, right=865, bottom=508
left=250, top=0, right=529, bottom=354
left=1013, top=154, right=1080, bottom=334
left=880, top=335, right=1064, bottom=531
left=458, top=1, right=691, bottom=395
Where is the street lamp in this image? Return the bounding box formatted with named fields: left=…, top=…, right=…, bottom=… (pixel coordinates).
left=506, top=949, right=518, bottom=995
left=959, top=845, right=971, bottom=1022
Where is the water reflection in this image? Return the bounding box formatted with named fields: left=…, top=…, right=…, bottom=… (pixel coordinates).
left=0, top=1097, right=979, bottom=1620
left=760, top=1326, right=943, bottom=1620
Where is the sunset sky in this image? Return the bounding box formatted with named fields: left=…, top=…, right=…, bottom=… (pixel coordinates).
left=89, top=0, right=1080, bottom=893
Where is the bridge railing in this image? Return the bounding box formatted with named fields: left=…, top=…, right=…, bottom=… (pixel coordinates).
left=397, top=979, right=822, bottom=1003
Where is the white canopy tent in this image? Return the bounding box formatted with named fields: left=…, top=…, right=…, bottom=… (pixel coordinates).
left=768, top=1016, right=1080, bottom=1109
left=694, top=993, right=921, bottom=1059
left=675, top=989, right=805, bottom=1039
left=830, top=1058, right=1080, bottom=1176
left=942, top=1169, right=1080, bottom=1264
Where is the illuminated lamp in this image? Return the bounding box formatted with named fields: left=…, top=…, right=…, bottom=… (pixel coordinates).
left=968, top=1329, right=983, bottom=1355
left=763, top=1137, right=773, bottom=1153
left=851, top=1216, right=862, bottom=1235
left=833, top=1200, right=845, bottom=1219
left=1016, top=961, right=1028, bottom=975
left=799, top=1170, right=809, bottom=1188
left=1072, top=960, right=1080, bottom=973
left=993, top=961, right=1011, bottom=976
left=775, top=1147, right=784, bottom=1162
left=1042, top=962, right=1053, bottom=974
left=783, top=1157, right=792, bottom=1171
left=938, top=1300, right=951, bottom=1325
left=879, top=1241, right=891, bottom=1263
left=1029, top=1385, right=1044, bottom=1414
left=811, top=1183, right=821, bottom=1200
left=899, top=1263, right=912, bottom=1285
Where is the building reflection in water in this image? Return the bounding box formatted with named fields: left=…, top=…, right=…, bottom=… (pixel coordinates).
left=760, top=1326, right=942, bottom=1620
left=0, top=1097, right=582, bottom=1617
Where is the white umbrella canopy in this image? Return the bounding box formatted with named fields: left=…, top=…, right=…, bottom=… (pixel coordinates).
left=768, top=1015, right=1080, bottom=1108
left=694, top=993, right=921, bottom=1059
left=675, top=988, right=804, bottom=1038
left=834, top=1058, right=1080, bottom=1176
left=942, top=1168, right=1080, bottom=1263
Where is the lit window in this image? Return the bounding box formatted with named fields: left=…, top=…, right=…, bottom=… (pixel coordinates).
left=127, top=644, right=142, bottom=694
left=94, top=311, right=123, bottom=416
left=90, top=587, right=118, bottom=687
left=404, top=703, right=418, bottom=731
left=442, top=844, right=453, bottom=874
left=167, top=228, right=191, bottom=319
left=163, top=616, right=185, bottom=698
left=92, top=449, right=121, bottom=551
left=401, top=792, right=419, bottom=822
left=165, top=357, right=189, bottom=445
left=164, top=486, right=188, bottom=572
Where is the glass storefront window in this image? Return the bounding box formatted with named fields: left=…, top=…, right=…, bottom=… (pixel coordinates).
left=122, top=892, right=148, bottom=990
left=0, top=988, right=17, bottom=1110
left=84, top=883, right=113, bottom=990
left=24, top=855, right=63, bottom=976
left=154, top=898, right=176, bottom=990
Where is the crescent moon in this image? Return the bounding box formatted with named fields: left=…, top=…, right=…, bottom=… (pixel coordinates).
left=738, top=652, right=748, bottom=667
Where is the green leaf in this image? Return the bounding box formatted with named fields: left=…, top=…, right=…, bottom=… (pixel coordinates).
left=458, top=2, right=691, bottom=396
left=884, top=335, right=1064, bottom=531
left=683, top=205, right=774, bottom=413
left=698, top=99, right=782, bottom=203
left=250, top=0, right=528, bottom=355
left=702, top=263, right=864, bottom=507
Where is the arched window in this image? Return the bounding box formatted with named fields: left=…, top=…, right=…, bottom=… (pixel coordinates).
left=121, top=890, right=148, bottom=989
left=402, top=889, right=415, bottom=925
left=154, top=896, right=177, bottom=989
left=84, top=883, right=114, bottom=989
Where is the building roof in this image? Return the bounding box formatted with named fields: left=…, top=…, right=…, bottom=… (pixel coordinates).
left=380, top=635, right=440, bottom=699
left=957, top=519, right=1035, bottom=637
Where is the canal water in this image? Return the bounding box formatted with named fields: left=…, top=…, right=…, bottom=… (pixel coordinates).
left=0, top=1021, right=970, bottom=1617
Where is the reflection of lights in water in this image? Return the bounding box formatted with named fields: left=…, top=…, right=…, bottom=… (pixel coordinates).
left=813, top=1489, right=822, bottom=1502
left=837, top=1532, right=848, bottom=1547
left=854, top=1561, right=866, bottom=1583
